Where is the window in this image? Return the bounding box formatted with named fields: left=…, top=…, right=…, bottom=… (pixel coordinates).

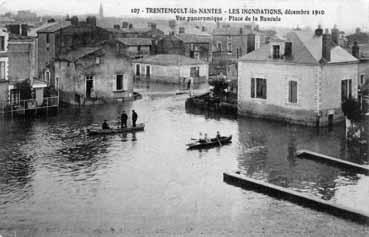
left=45, top=70, right=50, bottom=84
left=116, top=74, right=128, bottom=91
left=116, top=74, right=123, bottom=90
left=288, top=80, right=298, bottom=103
left=216, top=41, right=222, bottom=51
left=236, top=48, right=241, bottom=58
left=46, top=33, right=50, bottom=44
left=272, top=45, right=280, bottom=59
left=190, top=66, right=200, bottom=78
left=135, top=64, right=140, bottom=76
left=227, top=36, right=232, bottom=52
left=194, top=52, right=200, bottom=60
left=360, top=74, right=365, bottom=86
left=96, top=57, right=100, bottom=64
left=341, top=79, right=352, bottom=101
left=0, top=36, right=4, bottom=51
left=0, top=61, right=5, bottom=80
left=251, top=78, right=267, bottom=99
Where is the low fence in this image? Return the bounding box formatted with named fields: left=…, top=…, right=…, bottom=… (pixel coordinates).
left=0, top=96, right=59, bottom=114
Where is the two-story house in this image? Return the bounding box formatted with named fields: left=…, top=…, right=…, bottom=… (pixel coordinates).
left=36, top=16, right=112, bottom=87
left=238, top=28, right=358, bottom=127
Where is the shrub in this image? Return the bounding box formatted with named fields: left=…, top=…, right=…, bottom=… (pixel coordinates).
left=341, top=98, right=361, bottom=122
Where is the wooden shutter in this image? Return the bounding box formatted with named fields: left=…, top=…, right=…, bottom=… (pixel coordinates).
left=251, top=78, right=255, bottom=98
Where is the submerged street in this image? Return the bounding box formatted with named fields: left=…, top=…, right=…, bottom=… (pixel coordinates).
left=0, top=86, right=368, bottom=236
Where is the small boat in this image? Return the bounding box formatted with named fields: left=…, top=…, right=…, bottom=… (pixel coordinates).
left=186, top=135, right=232, bottom=150
left=87, top=123, right=145, bottom=136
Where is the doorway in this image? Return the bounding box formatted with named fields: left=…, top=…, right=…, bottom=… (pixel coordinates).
left=328, top=114, right=334, bottom=130
left=86, top=76, right=94, bottom=98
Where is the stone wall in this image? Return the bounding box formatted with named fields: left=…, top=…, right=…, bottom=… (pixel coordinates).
left=55, top=47, right=133, bottom=105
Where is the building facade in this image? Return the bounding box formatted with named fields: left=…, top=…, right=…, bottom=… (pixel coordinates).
left=36, top=17, right=112, bottom=86
left=133, top=54, right=208, bottom=84
left=238, top=29, right=358, bottom=127
left=115, top=38, right=152, bottom=59
left=54, top=44, right=134, bottom=105
left=157, top=32, right=212, bottom=63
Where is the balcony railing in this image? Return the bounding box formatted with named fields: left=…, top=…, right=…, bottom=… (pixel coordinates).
left=0, top=96, right=59, bottom=114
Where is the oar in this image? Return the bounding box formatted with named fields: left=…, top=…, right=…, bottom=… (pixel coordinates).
left=217, top=137, right=222, bottom=146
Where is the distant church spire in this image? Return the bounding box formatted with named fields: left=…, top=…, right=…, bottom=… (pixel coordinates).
left=99, top=2, right=104, bottom=18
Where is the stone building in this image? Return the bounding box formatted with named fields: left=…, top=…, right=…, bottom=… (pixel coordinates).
left=133, top=54, right=208, bottom=84
left=115, top=38, right=152, bottom=59
left=54, top=43, right=133, bottom=105
left=36, top=17, right=112, bottom=86
left=7, top=35, right=37, bottom=82
left=211, top=24, right=266, bottom=80
left=238, top=28, right=358, bottom=127
left=157, top=32, right=212, bottom=62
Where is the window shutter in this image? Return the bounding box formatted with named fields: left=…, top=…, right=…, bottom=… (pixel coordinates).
left=251, top=78, right=255, bottom=98
left=349, top=79, right=352, bottom=98
left=123, top=74, right=129, bottom=90
left=113, top=74, right=116, bottom=91
left=262, top=79, right=267, bottom=99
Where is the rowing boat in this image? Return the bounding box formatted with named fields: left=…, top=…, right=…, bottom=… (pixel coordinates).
left=87, top=123, right=145, bottom=135
left=186, top=135, right=232, bottom=150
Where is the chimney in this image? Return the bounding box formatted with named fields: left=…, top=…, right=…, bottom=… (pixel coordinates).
left=352, top=41, right=360, bottom=58
left=315, top=25, right=323, bottom=37
left=284, top=42, right=292, bottom=57
left=113, top=24, right=120, bottom=30
left=179, top=27, right=185, bottom=34
left=86, top=16, right=96, bottom=27
left=21, top=24, right=28, bottom=36
left=331, top=25, right=339, bottom=44
left=201, top=26, right=206, bottom=32
left=246, top=34, right=255, bottom=53
left=149, top=23, right=156, bottom=30
left=128, top=23, right=133, bottom=29
left=71, top=16, right=79, bottom=25
left=322, top=29, right=331, bottom=62
left=122, top=21, right=129, bottom=29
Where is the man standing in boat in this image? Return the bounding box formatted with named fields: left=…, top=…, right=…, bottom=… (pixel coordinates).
left=120, top=111, right=128, bottom=129
left=132, top=110, right=138, bottom=127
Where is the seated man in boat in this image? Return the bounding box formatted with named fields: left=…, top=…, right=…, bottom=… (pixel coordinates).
left=198, top=132, right=205, bottom=143
left=102, top=120, right=110, bottom=130
left=216, top=131, right=221, bottom=139
left=204, top=133, right=210, bottom=143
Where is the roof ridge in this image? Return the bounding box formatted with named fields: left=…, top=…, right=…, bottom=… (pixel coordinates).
left=289, top=31, right=320, bottom=64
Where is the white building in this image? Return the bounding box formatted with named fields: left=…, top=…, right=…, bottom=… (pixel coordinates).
left=238, top=28, right=359, bottom=127
left=133, top=54, right=208, bottom=84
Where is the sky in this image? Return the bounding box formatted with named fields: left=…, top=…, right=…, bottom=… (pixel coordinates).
left=2, top=0, right=369, bottom=31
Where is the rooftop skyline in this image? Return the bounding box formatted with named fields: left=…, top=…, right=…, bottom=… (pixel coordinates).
left=1, top=0, right=369, bottom=31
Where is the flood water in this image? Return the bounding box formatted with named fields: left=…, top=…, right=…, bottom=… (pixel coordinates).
left=0, top=85, right=368, bottom=236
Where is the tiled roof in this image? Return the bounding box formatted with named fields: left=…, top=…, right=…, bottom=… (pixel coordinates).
left=133, top=54, right=207, bottom=66
left=57, top=47, right=102, bottom=62
left=36, top=21, right=71, bottom=33
left=117, top=38, right=152, bottom=46
left=175, top=34, right=211, bottom=43
left=239, top=30, right=358, bottom=65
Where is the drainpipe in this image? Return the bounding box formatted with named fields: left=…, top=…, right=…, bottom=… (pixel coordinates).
left=316, top=66, right=322, bottom=127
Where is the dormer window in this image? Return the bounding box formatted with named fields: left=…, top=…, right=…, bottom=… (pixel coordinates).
left=272, top=45, right=280, bottom=59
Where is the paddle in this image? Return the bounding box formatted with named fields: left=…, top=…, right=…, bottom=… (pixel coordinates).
left=217, top=137, right=222, bottom=146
